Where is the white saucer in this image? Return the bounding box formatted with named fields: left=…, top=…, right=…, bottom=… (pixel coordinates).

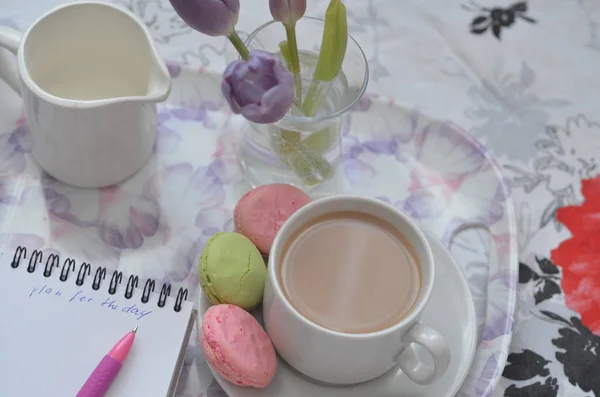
left=197, top=230, right=477, bottom=397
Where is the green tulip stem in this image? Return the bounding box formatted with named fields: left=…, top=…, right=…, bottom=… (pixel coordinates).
left=228, top=31, right=250, bottom=60
left=284, top=23, right=303, bottom=102
left=272, top=128, right=334, bottom=186
left=301, top=80, right=323, bottom=117
left=301, top=0, right=348, bottom=117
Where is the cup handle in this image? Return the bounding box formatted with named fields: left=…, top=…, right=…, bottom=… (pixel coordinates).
left=0, top=26, right=22, bottom=94
left=395, top=323, right=451, bottom=385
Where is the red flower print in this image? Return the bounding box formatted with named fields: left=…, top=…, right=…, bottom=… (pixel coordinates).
left=551, top=175, right=600, bottom=334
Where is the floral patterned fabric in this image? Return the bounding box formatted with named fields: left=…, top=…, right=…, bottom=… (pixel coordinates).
left=1, top=0, right=600, bottom=396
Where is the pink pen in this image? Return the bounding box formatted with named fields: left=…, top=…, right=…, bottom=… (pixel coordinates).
left=76, top=327, right=137, bottom=397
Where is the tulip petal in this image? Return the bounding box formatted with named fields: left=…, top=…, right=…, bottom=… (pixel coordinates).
left=273, top=59, right=295, bottom=86
left=222, top=60, right=245, bottom=113
left=240, top=104, right=266, bottom=123
left=169, top=0, right=240, bottom=37
left=263, top=85, right=294, bottom=114
left=241, top=84, right=293, bottom=124
left=222, top=0, right=240, bottom=12
left=221, top=80, right=242, bottom=114
left=223, top=50, right=294, bottom=123
left=269, top=0, right=306, bottom=25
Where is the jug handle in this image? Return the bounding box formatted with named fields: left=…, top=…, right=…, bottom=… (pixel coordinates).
left=0, top=26, right=22, bottom=95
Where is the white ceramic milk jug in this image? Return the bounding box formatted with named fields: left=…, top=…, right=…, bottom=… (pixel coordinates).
left=0, top=1, right=171, bottom=188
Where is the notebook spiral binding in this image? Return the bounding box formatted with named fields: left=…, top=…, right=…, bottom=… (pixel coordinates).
left=9, top=246, right=189, bottom=312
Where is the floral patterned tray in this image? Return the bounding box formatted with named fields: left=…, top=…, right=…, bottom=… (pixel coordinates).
left=0, top=65, right=517, bottom=397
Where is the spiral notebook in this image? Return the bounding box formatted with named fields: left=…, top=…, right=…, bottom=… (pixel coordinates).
left=0, top=246, right=196, bottom=397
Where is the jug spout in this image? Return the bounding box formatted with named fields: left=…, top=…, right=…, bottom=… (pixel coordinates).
left=136, top=4, right=172, bottom=103
left=92, top=7, right=172, bottom=105
left=146, top=58, right=172, bottom=103
left=8, top=2, right=173, bottom=107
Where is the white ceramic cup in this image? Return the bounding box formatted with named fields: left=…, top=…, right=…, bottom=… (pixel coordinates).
left=0, top=2, right=171, bottom=188
left=263, top=195, right=451, bottom=386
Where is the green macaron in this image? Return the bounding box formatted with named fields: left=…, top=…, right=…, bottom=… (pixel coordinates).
left=199, top=232, right=267, bottom=310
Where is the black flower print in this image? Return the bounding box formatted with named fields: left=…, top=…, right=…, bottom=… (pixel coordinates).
left=463, top=1, right=537, bottom=39
left=543, top=312, right=600, bottom=395
left=513, top=253, right=600, bottom=396
left=504, top=377, right=559, bottom=397
left=502, top=349, right=558, bottom=397
left=519, top=257, right=561, bottom=304
left=503, top=255, right=561, bottom=396
left=503, top=350, right=551, bottom=381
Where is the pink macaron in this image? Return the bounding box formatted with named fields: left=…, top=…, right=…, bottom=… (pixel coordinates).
left=200, top=304, right=277, bottom=388
left=234, top=184, right=311, bottom=255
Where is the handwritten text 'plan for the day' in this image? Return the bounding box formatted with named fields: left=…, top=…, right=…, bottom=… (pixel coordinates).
left=28, top=284, right=152, bottom=320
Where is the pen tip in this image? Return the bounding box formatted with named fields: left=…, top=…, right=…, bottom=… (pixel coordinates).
left=132, top=326, right=138, bottom=334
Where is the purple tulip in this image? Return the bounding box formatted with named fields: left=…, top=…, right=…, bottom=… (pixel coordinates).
left=269, top=0, right=307, bottom=26
left=169, top=0, right=240, bottom=37
left=222, top=50, right=294, bottom=124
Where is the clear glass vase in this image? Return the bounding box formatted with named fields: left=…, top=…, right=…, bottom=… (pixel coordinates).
left=235, top=17, right=369, bottom=190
